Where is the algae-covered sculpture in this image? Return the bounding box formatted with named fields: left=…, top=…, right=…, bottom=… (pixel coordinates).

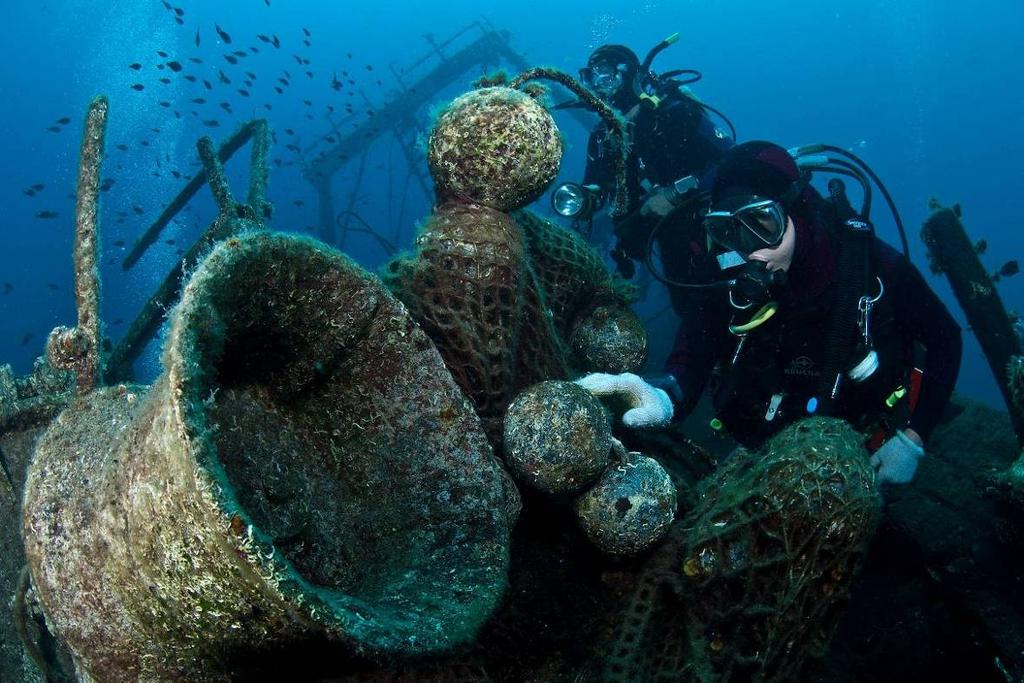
left=588, top=418, right=880, bottom=681
left=385, top=84, right=642, bottom=444
left=22, top=232, right=516, bottom=682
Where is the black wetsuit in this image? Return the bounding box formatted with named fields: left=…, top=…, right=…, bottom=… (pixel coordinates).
left=582, top=88, right=733, bottom=310
left=583, top=88, right=731, bottom=199
left=664, top=192, right=962, bottom=447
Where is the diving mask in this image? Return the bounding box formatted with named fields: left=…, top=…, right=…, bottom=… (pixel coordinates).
left=704, top=196, right=787, bottom=255
left=580, top=61, right=626, bottom=98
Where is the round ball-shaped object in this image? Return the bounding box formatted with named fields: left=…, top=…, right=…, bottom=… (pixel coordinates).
left=574, top=453, right=677, bottom=557
left=428, top=87, right=562, bottom=211
left=503, top=381, right=612, bottom=494
left=45, top=325, right=89, bottom=370
left=571, top=305, right=647, bottom=374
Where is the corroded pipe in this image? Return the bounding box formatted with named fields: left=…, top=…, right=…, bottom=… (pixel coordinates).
left=385, top=86, right=639, bottom=447
left=197, top=135, right=235, bottom=213
left=73, top=95, right=107, bottom=391
left=921, top=201, right=1024, bottom=446
left=46, top=96, right=108, bottom=394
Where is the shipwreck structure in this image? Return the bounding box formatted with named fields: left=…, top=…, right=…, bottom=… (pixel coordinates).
left=3, top=26, right=1024, bottom=683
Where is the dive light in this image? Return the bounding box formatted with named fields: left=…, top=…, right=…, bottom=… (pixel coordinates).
left=551, top=182, right=603, bottom=220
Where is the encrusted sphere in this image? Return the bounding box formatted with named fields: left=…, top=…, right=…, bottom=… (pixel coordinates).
left=574, top=452, right=677, bottom=557
left=428, top=86, right=562, bottom=211
left=45, top=325, right=89, bottom=371
left=503, top=381, right=612, bottom=494
left=571, top=305, right=647, bottom=374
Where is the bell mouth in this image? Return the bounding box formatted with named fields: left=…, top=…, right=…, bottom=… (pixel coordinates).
left=168, top=232, right=512, bottom=653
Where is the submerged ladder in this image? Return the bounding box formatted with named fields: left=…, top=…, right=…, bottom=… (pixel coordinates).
left=108, top=120, right=272, bottom=381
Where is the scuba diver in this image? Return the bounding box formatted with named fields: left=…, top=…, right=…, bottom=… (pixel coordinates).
left=659, top=140, right=962, bottom=484
left=551, top=35, right=735, bottom=305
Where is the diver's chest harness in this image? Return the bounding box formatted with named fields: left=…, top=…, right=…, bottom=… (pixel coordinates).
left=721, top=179, right=890, bottom=430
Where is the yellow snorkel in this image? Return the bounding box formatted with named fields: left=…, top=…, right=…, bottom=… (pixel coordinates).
left=728, top=301, right=778, bottom=335
left=634, top=32, right=681, bottom=108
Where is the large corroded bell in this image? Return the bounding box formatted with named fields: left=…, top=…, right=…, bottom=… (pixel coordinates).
left=22, top=232, right=516, bottom=682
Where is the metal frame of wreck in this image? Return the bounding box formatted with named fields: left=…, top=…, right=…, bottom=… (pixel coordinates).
left=302, top=22, right=594, bottom=249
left=105, top=118, right=272, bottom=383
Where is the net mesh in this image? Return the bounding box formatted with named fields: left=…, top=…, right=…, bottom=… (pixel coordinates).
left=512, top=209, right=635, bottom=336
left=592, top=417, right=881, bottom=682
left=384, top=205, right=635, bottom=444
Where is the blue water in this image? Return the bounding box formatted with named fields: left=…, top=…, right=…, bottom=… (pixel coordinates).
left=1, top=0, right=1022, bottom=407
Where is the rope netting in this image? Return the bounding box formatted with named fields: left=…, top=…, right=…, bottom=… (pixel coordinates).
left=384, top=206, right=634, bottom=444
left=592, top=418, right=881, bottom=682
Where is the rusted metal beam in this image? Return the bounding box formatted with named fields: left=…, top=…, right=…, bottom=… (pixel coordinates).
left=106, top=122, right=272, bottom=381
left=121, top=120, right=266, bottom=270
left=72, top=96, right=108, bottom=392
left=45, top=96, right=109, bottom=395
left=921, top=200, right=1024, bottom=446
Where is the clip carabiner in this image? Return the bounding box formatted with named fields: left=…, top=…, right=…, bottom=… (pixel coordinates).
left=857, top=277, right=884, bottom=345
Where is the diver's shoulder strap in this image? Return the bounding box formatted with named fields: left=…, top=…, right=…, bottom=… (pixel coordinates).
left=815, top=183, right=875, bottom=414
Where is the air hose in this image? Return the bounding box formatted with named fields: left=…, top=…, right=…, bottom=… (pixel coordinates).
left=791, top=144, right=909, bottom=257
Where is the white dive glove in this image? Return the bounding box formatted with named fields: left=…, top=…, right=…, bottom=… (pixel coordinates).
left=870, top=430, right=924, bottom=485
left=575, top=372, right=674, bottom=428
